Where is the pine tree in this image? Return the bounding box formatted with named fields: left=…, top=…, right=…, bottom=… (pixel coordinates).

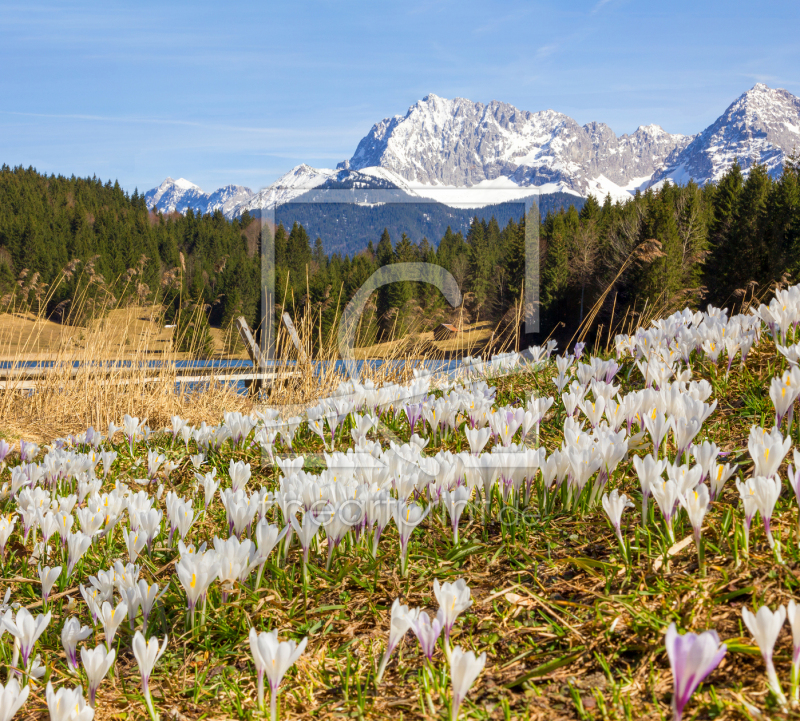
left=312, top=237, right=326, bottom=268
left=220, top=287, right=244, bottom=354
left=467, top=217, right=492, bottom=312
left=375, top=229, right=394, bottom=336
left=273, top=223, right=288, bottom=268
left=541, top=213, right=569, bottom=314
left=176, top=276, right=215, bottom=358
left=706, top=160, right=744, bottom=303
left=768, top=153, right=800, bottom=280
left=286, top=222, right=312, bottom=282
left=388, top=232, right=416, bottom=335
left=713, top=164, right=771, bottom=302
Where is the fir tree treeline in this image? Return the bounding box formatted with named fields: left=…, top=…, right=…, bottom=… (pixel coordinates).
left=539, top=156, right=800, bottom=345
left=273, top=213, right=527, bottom=349
left=3, top=159, right=799, bottom=357
left=0, top=165, right=261, bottom=347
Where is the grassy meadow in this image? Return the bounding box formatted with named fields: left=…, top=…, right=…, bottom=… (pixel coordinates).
left=1, top=285, right=800, bottom=721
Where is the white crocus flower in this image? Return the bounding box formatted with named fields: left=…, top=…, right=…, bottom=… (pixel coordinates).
left=255, top=520, right=289, bottom=566
left=66, top=531, right=91, bottom=578
left=228, top=460, right=251, bottom=493
left=0, top=677, right=29, bottom=721
left=253, top=520, right=289, bottom=588
left=787, top=600, right=800, bottom=702
left=99, top=601, right=127, bottom=652
left=580, top=396, right=606, bottom=427
left=748, top=425, right=791, bottom=479
left=175, top=554, right=218, bottom=626
left=121, top=585, right=142, bottom=632
left=449, top=646, right=486, bottom=721
left=464, top=427, right=490, bottom=455
left=751, top=475, right=782, bottom=548
left=770, top=375, right=799, bottom=428
left=671, top=417, right=702, bottom=458
left=736, top=478, right=759, bottom=554
left=0, top=516, right=17, bottom=558
left=643, top=407, right=669, bottom=456
left=391, top=500, right=430, bottom=577
left=376, top=599, right=418, bottom=684
left=434, top=579, right=472, bottom=648
left=137, top=580, right=168, bottom=635
left=45, top=681, right=93, bottom=721
left=213, top=535, right=257, bottom=596
left=39, top=564, right=62, bottom=604
left=692, top=441, right=719, bottom=483
left=679, top=483, right=710, bottom=545
left=709, top=462, right=737, bottom=501
left=122, top=527, right=147, bottom=566
left=132, top=631, right=168, bottom=721
left=632, top=453, right=666, bottom=523
left=442, top=486, right=470, bottom=545
left=146, top=449, right=165, bottom=480
left=81, top=644, right=115, bottom=707
left=248, top=628, right=307, bottom=721
left=199, top=469, right=219, bottom=510
left=742, top=604, right=787, bottom=706
left=601, top=489, right=633, bottom=546
left=650, top=479, right=681, bottom=542
left=3, top=607, right=51, bottom=670
left=290, top=513, right=320, bottom=565
left=61, top=616, right=92, bottom=672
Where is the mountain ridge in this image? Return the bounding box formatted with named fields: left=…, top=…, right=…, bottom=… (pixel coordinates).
left=145, top=83, right=800, bottom=219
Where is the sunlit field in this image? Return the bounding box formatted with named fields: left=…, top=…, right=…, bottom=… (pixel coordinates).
left=4, top=282, right=800, bottom=721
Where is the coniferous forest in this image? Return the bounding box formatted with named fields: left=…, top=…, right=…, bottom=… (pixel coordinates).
left=0, top=157, right=799, bottom=354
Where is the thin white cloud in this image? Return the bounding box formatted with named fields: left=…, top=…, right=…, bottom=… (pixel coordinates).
left=740, top=73, right=796, bottom=88
left=535, top=43, right=559, bottom=61
left=591, top=0, right=613, bottom=14
left=0, top=110, right=355, bottom=140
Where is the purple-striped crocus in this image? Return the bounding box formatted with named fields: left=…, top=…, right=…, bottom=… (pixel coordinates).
left=665, top=622, right=726, bottom=721
left=404, top=402, right=424, bottom=435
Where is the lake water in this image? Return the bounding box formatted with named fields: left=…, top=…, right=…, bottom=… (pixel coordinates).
left=0, top=358, right=465, bottom=395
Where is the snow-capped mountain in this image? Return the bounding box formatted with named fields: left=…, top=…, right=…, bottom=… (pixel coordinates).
left=144, top=177, right=253, bottom=215
left=144, top=178, right=208, bottom=214
left=654, top=83, right=800, bottom=186
left=348, top=94, right=691, bottom=198
left=145, top=83, right=800, bottom=218
left=236, top=164, right=336, bottom=216
left=205, top=184, right=255, bottom=216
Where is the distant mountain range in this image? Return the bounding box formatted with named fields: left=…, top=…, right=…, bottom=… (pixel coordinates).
left=145, top=83, right=800, bottom=222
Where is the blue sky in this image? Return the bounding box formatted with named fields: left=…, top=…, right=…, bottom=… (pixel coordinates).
left=1, top=0, right=798, bottom=194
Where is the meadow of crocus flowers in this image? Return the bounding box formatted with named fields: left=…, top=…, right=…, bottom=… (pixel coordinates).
left=4, top=284, right=800, bottom=720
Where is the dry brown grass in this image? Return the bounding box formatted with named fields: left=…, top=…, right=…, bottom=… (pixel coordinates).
left=0, top=299, right=473, bottom=443
left=352, top=320, right=494, bottom=359
left=0, top=306, right=250, bottom=361
left=0, top=302, right=254, bottom=443
left=0, top=263, right=533, bottom=443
